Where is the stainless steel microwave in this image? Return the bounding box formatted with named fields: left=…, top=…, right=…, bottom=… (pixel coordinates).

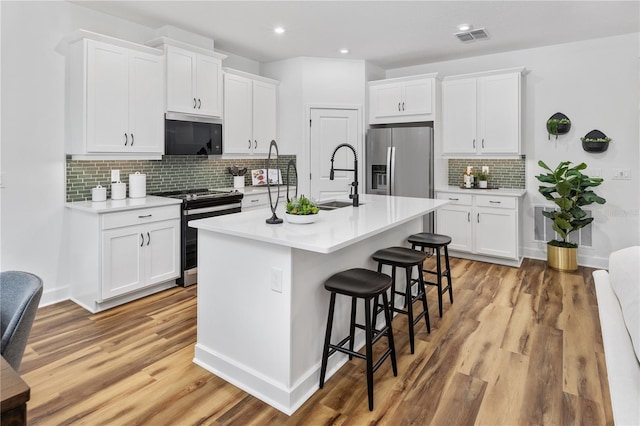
left=164, top=112, right=223, bottom=156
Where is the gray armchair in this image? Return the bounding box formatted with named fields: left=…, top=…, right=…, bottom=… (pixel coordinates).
left=1, top=271, right=43, bottom=371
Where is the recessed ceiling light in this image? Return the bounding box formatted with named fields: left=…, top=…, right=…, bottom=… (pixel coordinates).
left=340, top=48, right=349, bottom=54
left=274, top=27, right=285, bottom=34
left=457, top=23, right=472, bottom=32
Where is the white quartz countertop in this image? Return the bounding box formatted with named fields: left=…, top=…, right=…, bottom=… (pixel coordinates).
left=189, top=194, right=448, bottom=254
left=435, top=186, right=527, bottom=197
left=65, top=195, right=182, bottom=213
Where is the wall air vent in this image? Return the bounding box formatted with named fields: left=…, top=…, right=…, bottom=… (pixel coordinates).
left=454, top=28, right=489, bottom=43
left=534, top=205, right=593, bottom=247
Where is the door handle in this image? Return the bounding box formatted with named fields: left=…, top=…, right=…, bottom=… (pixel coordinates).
left=398, top=102, right=401, bottom=111
left=248, top=139, right=251, bottom=149
left=130, top=133, right=134, bottom=146
left=198, top=99, right=202, bottom=109
left=489, top=200, right=501, bottom=204
left=468, top=212, right=471, bottom=222
left=124, top=133, right=128, bottom=146
left=402, top=102, right=405, bottom=111
left=254, top=140, right=257, bottom=149
left=147, top=232, right=150, bottom=246
left=482, top=138, right=485, bottom=148
left=449, top=197, right=459, bottom=201
left=140, top=233, right=144, bottom=247
left=477, top=213, right=480, bottom=223
left=473, top=139, right=476, bottom=149
left=138, top=214, right=152, bottom=218
left=193, top=98, right=197, bottom=108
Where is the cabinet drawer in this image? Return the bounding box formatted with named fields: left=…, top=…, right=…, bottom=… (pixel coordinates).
left=102, top=205, right=180, bottom=230
left=475, top=195, right=516, bottom=209
left=437, top=192, right=472, bottom=206
left=241, top=192, right=285, bottom=210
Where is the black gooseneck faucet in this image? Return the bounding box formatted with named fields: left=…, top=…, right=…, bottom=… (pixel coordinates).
left=329, top=143, right=359, bottom=207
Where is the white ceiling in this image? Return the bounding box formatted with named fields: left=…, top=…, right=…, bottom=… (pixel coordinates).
left=73, top=1, right=639, bottom=69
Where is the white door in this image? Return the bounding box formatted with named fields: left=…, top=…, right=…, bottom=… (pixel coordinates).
left=402, top=79, right=433, bottom=116
left=372, top=82, right=402, bottom=118
left=166, top=46, right=196, bottom=114
left=101, top=226, right=144, bottom=300
left=129, top=52, right=164, bottom=153
left=475, top=208, right=517, bottom=258
left=252, top=80, right=277, bottom=154
left=145, top=220, right=180, bottom=285
left=478, top=73, right=520, bottom=154
left=442, top=78, right=477, bottom=155
left=86, top=41, right=129, bottom=152
left=436, top=205, right=473, bottom=252
left=196, top=55, right=222, bottom=117
left=223, top=73, right=253, bottom=154
left=309, top=108, right=360, bottom=201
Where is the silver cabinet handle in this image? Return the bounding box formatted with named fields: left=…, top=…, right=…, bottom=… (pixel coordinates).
left=448, top=197, right=459, bottom=201
left=477, top=213, right=480, bottom=223
left=198, top=99, right=201, bottom=109
left=248, top=139, right=251, bottom=149
left=398, top=102, right=401, bottom=111
left=489, top=200, right=501, bottom=204
left=140, top=233, right=144, bottom=247
left=138, top=214, right=152, bottom=218
left=130, top=133, right=134, bottom=146
left=402, top=102, right=405, bottom=111
left=251, top=199, right=259, bottom=203
left=147, top=232, right=150, bottom=246
left=193, top=98, right=197, bottom=108
left=482, top=138, right=485, bottom=148
left=254, top=140, right=257, bottom=149
left=124, top=133, right=128, bottom=146
left=473, top=139, right=476, bottom=149
left=467, top=212, right=470, bottom=222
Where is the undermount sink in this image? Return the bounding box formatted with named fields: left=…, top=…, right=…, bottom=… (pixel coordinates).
left=316, top=200, right=363, bottom=210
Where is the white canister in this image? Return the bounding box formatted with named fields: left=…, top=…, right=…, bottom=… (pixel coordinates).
left=91, top=185, right=107, bottom=202
left=129, top=172, right=146, bottom=198
left=233, top=176, right=245, bottom=188
left=111, top=182, right=127, bottom=200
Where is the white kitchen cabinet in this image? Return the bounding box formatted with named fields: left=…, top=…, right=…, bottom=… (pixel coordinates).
left=165, top=45, right=223, bottom=117
left=241, top=190, right=285, bottom=211
left=442, top=68, right=524, bottom=156
left=66, top=34, right=164, bottom=157
left=436, top=191, right=522, bottom=266
left=68, top=201, right=181, bottom=312
left=369, top=74, right=437, bottom=124
left=223, top=69, right=278, bottom=155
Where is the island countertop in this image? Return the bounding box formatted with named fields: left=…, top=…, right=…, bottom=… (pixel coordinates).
left=189, top=194, right=449, bottom=254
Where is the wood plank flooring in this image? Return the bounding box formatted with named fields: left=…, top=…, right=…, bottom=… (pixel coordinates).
left=19, top=258, right=613, bottom=425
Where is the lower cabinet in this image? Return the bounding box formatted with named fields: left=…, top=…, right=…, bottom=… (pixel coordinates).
left=241, top=190, right=285, bottom=211
left=436, top=192, right=521, bottom=265
left=68, top=203, right=180, bottom=312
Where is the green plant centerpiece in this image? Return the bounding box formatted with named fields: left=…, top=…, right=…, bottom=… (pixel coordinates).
left=286, top=195, right=319, bottom=215
left=535, top=160, right=606, bottom=270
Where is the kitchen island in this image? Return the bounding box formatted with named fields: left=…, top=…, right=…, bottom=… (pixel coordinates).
left=189, top=194, right=448, bottom=414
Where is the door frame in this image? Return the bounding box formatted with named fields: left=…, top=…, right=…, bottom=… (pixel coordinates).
left=303, top=104, right=364, bottom=198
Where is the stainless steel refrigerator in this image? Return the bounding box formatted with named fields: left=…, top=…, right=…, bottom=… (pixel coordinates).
left=366, top=124, right=434, bottom=231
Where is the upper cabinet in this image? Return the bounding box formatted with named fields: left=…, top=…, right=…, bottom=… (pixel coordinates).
left=164, top=45, right=223, bottom=117
left=223, top=69, right=278, bottom=155
left=369, top=74, right=437, bottom=124
left=442, top=68, right=524, bottom=156
left=66, top=33, right=164, bottom=157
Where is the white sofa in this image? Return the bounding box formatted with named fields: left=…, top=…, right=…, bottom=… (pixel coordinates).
left=593, top=246, right=640, bottom=425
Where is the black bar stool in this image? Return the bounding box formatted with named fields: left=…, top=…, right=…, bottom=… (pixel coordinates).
left=319, top=268, right=398, bottom=411
left=371, top=247, right=430, bottom=354
left=408, top=232, right=453, bottom=317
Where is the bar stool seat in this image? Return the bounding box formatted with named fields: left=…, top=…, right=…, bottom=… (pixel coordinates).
left=319, top=268, right=397, bottom=411
left=408, top=232, right=453, bottom=318
left=371, top=247, right=431, bottom=354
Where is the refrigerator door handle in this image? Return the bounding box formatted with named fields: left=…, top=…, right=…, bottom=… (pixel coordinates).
left=389, top=146, right=396, bottom=196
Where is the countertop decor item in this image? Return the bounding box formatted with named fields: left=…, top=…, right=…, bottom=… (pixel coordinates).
left=265, top=140, right=283, bottom=224
left=285, top=195, right=319, bottom=223
left=128, top=172, right=146, bottom=198
left=535, top=160, right=606, bottom=271
left=581, top=129, right=611, bottom=153
left=546, top=112, right=571, bottom=140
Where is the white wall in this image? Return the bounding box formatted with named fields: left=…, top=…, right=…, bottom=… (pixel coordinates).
left=263, top=57, right=366, bottom=196
left=387, top=33, right=640, bottom=268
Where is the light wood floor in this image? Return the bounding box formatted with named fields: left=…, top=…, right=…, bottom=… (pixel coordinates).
left=20, top=257, right=612, bottom=425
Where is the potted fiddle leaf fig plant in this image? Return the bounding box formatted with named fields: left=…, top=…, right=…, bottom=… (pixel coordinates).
left=536, top=160, right=606, bottom=271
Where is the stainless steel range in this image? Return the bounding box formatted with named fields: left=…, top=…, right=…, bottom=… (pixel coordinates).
left=152, top=188, right=243, bottom=286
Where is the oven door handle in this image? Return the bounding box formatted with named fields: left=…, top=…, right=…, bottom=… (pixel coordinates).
left=184, top=203, right=242, bottom=216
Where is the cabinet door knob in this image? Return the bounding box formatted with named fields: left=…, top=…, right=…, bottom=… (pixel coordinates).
left=130, top=133, right=134, bottom=146
left=147, top=232, right=150, bottom=246
left=193, top=98, right=197, bottom=108
left=140, top=233, right=144, bottom=247
left=124, top=133, right=128, bottom=146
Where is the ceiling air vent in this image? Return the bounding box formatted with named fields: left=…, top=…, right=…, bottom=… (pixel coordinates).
left=454, top=28, right=489, bottom=43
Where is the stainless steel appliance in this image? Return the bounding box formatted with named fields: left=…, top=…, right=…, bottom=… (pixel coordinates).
left=152, top=188, right=243, bottom=286
left=165, top=113, right=223, bottom=156
left=366, top=124, right=434, bottom=231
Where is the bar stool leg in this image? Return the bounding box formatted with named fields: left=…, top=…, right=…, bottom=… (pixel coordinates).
left=319, top=292, right=336, bottom=388
left=382, top=291, right=398, bottom=376
left=348, top=297, right=357, bottom=360
left=435, top=247, right=443, bottom=317
left=405, top=266, right=415, bottom=354
left=445, top=245, right=453, bottom=304
left=364, top=296, right=374, bottom=411
left=418, top=263, right=431, bottom=333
